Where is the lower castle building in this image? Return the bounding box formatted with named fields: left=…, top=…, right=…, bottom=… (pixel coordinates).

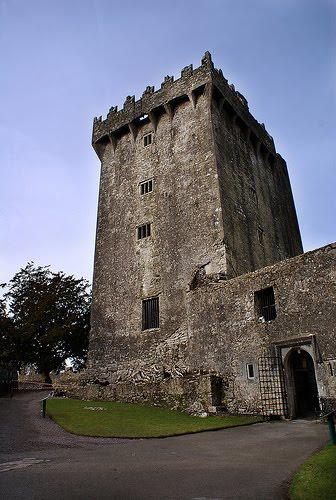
left=81, top=53, right=336, bottom=418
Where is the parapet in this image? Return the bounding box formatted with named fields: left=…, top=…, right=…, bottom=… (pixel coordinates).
left=93, top=51, right=275, bottom=158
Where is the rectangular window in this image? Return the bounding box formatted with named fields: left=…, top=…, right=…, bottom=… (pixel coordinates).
left=142, top=297, right=159, bottom=330
left=246, top=363, right=255, bottom=379
left=255, top=287, right=276, bottom=322
left=137, top=223, right=151, bottom=240
left=144, top=133, right=152, bottom=146
left=257, top=227, right=264, bottom=245
left=139, top=179, right=153, bottom=195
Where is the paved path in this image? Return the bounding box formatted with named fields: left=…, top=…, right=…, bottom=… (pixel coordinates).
left=0, top=391, right=329, bottom=499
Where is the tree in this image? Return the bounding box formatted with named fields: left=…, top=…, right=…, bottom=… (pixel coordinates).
left=2, top=262, right=91, bottom=383
left=0, top=298, right=16, bottom=366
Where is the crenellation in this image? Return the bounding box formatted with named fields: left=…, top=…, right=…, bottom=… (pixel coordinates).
left=181, top=64, right=193, bottom=77
left=92, top=53, right=275, bottom=161
left=107, top=106, right=118, bottom=117
left=211, top=71, right=275, bottom=153
left=236, top=91, right=248, bottom=108
left=123, top=94, right=135, bottom=111
left=201, top=50, right=214, bottom=68
left=217, top=68, right=227, bottom=83
left=161, top=75, right=174, bottom=88
left=92, top=53, right=212, bottom=141
left=142, top=85, right=155, bottom=97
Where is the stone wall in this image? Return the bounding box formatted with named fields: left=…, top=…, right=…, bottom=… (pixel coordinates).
left=87, top=76, right=225, bottom=386
left=83, top=53, right=324, bottom=416
left=77, top=372, right=212, bottom=412
left=211, top=95, right=302, bottom=277
left=186, top=243, right=336, bottom=414
left=82, top=244, right=335, bottom=416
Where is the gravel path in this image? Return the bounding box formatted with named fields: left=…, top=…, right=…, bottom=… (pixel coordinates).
left=0, top=391, right=124, bottom=455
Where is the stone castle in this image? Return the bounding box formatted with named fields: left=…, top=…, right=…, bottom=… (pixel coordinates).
left=81, top=52, right=336, bottom=418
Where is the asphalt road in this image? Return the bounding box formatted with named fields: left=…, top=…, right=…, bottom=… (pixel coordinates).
left=0, top=391, right=329, bottom=499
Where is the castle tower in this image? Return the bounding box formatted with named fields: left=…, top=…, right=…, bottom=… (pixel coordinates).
left=85, top=52, right=302, bottom=396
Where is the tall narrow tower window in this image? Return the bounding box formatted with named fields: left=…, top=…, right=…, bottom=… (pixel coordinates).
left=246, top=363, right=255, bottom=379
left=142, top=297, right=159, bottom=330
left=144, top=133, right=152, bottom=146
left=257, top=227, right=264, bottom=245
left=137, top=223, right=151, bottom=240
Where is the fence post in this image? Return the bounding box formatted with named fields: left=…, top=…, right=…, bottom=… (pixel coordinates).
left=41, top=398, right=47, bottom=418
left=327, top=413, right=336, bottom=445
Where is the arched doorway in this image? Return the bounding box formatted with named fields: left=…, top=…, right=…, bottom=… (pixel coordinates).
left=287, top=349, right=319, bottom=418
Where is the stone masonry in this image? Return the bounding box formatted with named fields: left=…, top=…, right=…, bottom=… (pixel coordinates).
left=81, top=53, right=335, bottom=418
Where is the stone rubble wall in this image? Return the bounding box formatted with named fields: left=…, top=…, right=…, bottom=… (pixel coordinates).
left=80, top=244, right=335, bottom=414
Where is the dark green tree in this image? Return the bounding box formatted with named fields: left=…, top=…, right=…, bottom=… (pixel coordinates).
left=2, top=263, right=91, bottom=383
left=0, top=298, right=16, bottom=366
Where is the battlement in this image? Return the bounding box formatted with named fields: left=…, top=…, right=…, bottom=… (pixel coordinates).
left=92, top=52, right=275, bottom=158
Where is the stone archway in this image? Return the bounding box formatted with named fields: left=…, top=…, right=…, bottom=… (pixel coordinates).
left=285, top=348, right=319, bottom=418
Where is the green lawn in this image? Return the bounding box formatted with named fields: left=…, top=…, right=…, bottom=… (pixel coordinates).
left=289, top=444, right=336, bottom=500
left=46, top=398, right=262, bottom=438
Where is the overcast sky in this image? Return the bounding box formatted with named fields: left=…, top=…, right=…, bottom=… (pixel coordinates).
left=1, top=0, right=335, bottom=287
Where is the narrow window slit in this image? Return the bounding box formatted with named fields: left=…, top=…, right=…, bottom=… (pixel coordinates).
left=144, top=133, right=152, bottom=146
left=257, top=227, right=264, bottom=245
left=247, top=363, right=255, bottom=379
left=137, top=223, right=151, bottom=240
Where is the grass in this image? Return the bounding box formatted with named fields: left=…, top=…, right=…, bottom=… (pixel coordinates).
left=289, top=444, right=336, bottom=500
left=46, top=398, right=262, bottom=438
